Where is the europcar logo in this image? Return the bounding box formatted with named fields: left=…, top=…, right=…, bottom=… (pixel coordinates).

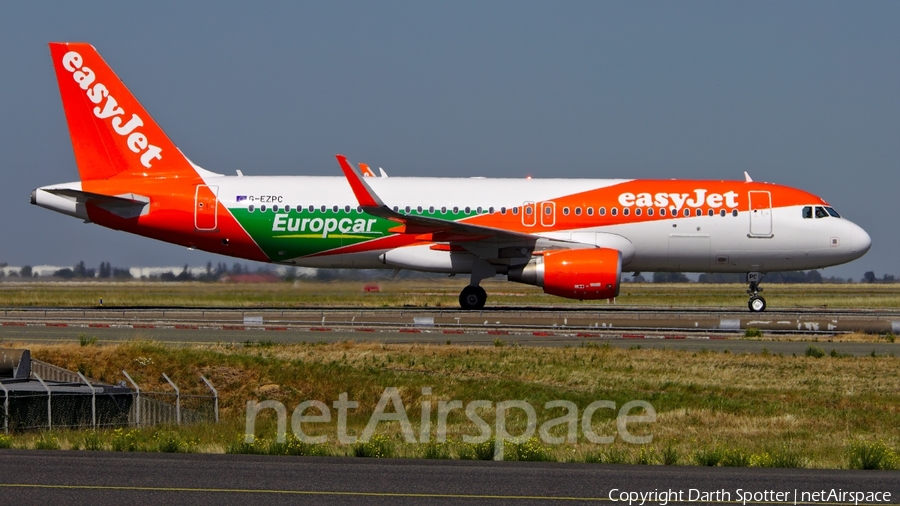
left=272, top=215, right=379, bottom=239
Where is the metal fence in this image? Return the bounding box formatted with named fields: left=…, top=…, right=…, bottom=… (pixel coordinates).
left=1, top=360, right=218, bottom=433
left=1, top=374, right=132, bottom=432
left=122, top=371, right=218, bottom=427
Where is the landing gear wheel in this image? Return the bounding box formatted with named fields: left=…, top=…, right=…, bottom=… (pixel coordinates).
left=459, top=286, right=487, bottom=310
left=748, top=296, right=766, bottom=312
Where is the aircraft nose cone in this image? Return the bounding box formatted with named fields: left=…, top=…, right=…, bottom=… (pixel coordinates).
left=855, top=225, right=872, bottom=255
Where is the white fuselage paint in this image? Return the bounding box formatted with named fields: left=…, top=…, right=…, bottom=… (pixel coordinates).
left=188, top=174, right=874, bottom=273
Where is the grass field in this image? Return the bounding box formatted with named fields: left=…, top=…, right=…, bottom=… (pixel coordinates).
left=2, top=339, right=898, bottom=469
left=1, top=281, right=897, bottom=468
left=2, top=279, right=900, bottom=309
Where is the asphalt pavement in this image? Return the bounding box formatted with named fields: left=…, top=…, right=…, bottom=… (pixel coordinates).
left=0, top=450, right=897, bottom=505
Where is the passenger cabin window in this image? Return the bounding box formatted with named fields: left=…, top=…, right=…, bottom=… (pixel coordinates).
left=623, top=208, right=630, bottom=216
left=563, top=207, right=570, bottom=216
left=575, top=207, right=582, bottom=216
left=611, top=208, right=617, bottom=216
left=815, top=206, right=829, bottom=219
left=500, top=207, right=507, bottom=214
left=635, top=208, right=641, bottom=216
left=587, top=207, right=594, bottom=216
left=802, top=206, right=812, bottom=219
left=660, top=208, right=666, bottom=216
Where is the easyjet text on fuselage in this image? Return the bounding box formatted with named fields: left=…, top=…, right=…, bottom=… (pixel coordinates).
left=618, top=189, right=739, bottom=211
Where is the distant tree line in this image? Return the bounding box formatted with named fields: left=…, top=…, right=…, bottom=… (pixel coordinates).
left=0, top=260, right=896, bottom=284
left=628, top=270, right=893, bottom=284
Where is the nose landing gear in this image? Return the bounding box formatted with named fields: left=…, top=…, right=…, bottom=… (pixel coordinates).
left=747, top=272, right=766, bottom=312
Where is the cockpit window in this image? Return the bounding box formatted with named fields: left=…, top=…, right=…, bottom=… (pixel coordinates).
left=815, top=206, right=829, bottom=219
left=802, top=206, right=812, bottom=219
left=825, top=207, right=841, bottom=218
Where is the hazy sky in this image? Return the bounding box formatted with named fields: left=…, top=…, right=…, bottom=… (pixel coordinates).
left=1, top=1, right=897, bottom=279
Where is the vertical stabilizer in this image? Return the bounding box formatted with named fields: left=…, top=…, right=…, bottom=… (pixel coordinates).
left=49, top=43, right=198, bottom=181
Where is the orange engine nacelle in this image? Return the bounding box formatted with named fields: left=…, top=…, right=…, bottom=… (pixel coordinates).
left=508, top=248, right=621, bottom=300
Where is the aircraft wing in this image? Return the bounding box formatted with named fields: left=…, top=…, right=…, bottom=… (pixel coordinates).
left=337, top=155, right=541, bottom=246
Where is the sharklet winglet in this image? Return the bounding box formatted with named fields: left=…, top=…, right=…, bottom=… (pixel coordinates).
left=336, top=155, right=385, bottom=208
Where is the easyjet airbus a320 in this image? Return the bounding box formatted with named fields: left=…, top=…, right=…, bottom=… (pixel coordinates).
left=32, top=43, right=871, bottom=312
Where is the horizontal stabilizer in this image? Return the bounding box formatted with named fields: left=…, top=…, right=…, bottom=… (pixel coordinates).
left=42, top=188, right=149, bottom=219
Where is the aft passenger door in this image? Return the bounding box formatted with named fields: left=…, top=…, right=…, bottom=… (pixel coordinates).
left=748, top=191, right=772, bottom=237
left=194, top=185, right=219, bottom=231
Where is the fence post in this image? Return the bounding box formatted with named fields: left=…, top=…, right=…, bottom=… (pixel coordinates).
left=200, top=376, right=219, bottom=423
left=76, top=372, right=96, bottom=429
left=122, top=370, right=140, bottom=426
left=33, top=373, right=51, bottom=430
left=0, top=381, right=8, bottom=434
left=162, top=373, right=180, bottom=426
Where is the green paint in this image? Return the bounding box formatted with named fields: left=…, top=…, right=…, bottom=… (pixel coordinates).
left=229, top=208, right=474, bottom=260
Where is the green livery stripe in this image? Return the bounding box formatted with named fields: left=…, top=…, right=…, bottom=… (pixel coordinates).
left=229, top=208, right=472, bottom=260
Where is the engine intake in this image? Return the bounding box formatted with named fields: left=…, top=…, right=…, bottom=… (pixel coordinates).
left=507, top=248, right=621, bottom=300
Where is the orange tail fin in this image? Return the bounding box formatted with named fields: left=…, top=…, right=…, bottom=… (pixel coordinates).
left=49, top=42, right=198, bottom=181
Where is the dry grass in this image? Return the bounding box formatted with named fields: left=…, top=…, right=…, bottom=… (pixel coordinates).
left=3, top=340, right=896, bottom=467
left=1, top=279, right=900, bottom=309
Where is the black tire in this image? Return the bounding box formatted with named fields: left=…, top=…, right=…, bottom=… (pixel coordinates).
left=748, top=296, right=766, bottom=312
left=459, top=285, right=487, bottom=310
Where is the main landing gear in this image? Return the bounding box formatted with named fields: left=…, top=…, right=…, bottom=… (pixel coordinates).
left=458, top=259, right=495, bottom=310
left=459, top=285, right=487, bottom=310
left=747, top=272, right=766, bottom=312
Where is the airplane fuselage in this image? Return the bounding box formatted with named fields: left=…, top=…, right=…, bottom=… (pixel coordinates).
left=33, top=42, right=872, bottom=311
left=34, top=174, right=871, bottom=275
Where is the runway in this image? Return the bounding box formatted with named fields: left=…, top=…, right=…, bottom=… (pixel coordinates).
left=0, top=450, right=897, bottom=506
left=1, top=307, right=898, bottom=356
